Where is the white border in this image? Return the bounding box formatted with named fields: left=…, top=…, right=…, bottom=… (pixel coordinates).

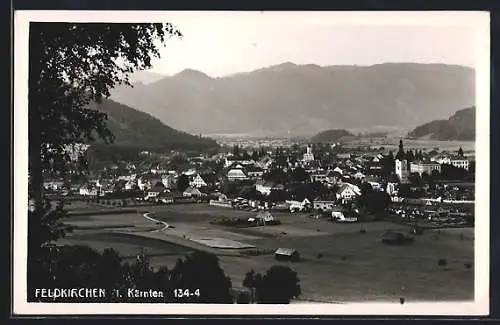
left=13, top=10, right=490, bottom=316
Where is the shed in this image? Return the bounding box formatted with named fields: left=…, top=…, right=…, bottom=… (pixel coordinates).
left=274, top=248, right=300, bottom=262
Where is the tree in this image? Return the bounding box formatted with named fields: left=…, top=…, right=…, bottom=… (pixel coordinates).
left=458, top=146, right=464, bottom=157
left=243, top=269, right=262, bottom=303
left=381, top=151, right=395, bottom=179
left=255, top=266, right=301, bottom=303
left=405, top=149, right=415, bottom=162
left=29, top=23, right=181, bottom=205
left=289, top=166, right=309, bottom=183
left=176, top=174, right=190, bottom=192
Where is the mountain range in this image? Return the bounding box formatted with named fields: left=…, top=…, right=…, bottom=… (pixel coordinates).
left=407, top=107, right=475, bottom=141
left=110, top=62, right=475, bottom=135
left=310, top=129, right=355, bottom=143
left=88, top=98, right=218, bottom=151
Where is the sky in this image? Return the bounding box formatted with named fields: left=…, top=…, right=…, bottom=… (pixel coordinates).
left=145, top=11, right=484, bottom=78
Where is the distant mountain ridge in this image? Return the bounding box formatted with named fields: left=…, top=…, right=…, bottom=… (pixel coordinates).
left=407, top=107, right=475, bottom=141
left=110, top=62, right=475, bottom=135
left=310, top=129, right=355, bottom=143
left=88, top=98, right=218, bottom=150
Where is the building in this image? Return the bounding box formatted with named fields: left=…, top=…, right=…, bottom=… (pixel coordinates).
left=274, top=248, right=300, bottom=262
left=255, top=180, right=284, bottom=196
left=410, top=160, right=442, bottom=176
left=310, top=172, right=328, bottom=183
left=302, top=145, right=315, bottom=163
left=183, top=186, right=203, bottom=198
left=336, top=183, right=361, bottom=201
left=190, top=174, right=208, bottom=188
left=226, top=164, right=249, bottom=181
left=395, top=159, right=409, bottom=183
left=313, top=200, right=337, bottom=212
left=145, top=186, right=166, bottom=200
left=450, top=156, right=470, bottom=170
left=286, top=199, right=311, bottom=212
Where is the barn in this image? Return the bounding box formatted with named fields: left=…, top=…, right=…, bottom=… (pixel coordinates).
left=274, top=248, right=300, bottom=262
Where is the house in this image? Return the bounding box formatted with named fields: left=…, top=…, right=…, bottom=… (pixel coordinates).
left=43, top=180, right=65, bottom=191
left=190, top=173, right=208, bottom=188
left=310, top=172, right=328, bottom=183
left=274, top=248, right=300, bottom=262
left=330, top=206, right=345, bottom=220
left=124, top=179, right=137, bottom=191
left=386, top=182, right=399, bottom=196
left=364, top=176, right=382, bottom=190
left=256, top=155, right=274, bottom=170
left=210, top=199, right=233, bottom=208
left=79, top=183, right=100, bottom=197
left=245, top=165, right=264, bottom=179
left=353, top=171, right=365, bottom=180
left=336, top=153, right=351, bottom=160
left=183, top=186, right=203, bottom=198
left=226, top=165, right=249, bottom=181
left=256, top=180, right=278, bottom=196
left=313, top=200, right=337, bottom=212
left=287, top=198, right=311, bottom=212
left=146, top=185, right=166, bottom=200
left=333, top=166, right=343, bottom=174
left=336, top=183, right=361, bottom=201
left=256, top=211, right=277, bottom=223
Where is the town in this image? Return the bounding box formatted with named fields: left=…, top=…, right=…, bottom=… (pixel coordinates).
left=40, top=137, right=475, bottom=303
left=45, top=138, right=474, bottom=228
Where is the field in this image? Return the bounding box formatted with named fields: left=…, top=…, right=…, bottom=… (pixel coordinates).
left=59, top=202, right=474, bottom=303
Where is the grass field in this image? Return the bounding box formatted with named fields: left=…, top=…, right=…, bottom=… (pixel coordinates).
left=59, top=203, right=474, bottom=303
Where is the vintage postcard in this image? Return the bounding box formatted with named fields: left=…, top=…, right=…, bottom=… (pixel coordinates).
left=13, top=10, right=490, bottom=315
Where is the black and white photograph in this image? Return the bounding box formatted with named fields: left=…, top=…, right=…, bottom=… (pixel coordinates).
left=13, top=11, right=490, bottom=315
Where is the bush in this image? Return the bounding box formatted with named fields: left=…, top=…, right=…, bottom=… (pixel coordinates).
left=341, top=256, right=347, bottom=261
left=317, top=253, right=323, bottom=259
left=464, top=263, right=472, bottom=269
left=359, top=229, right=367, bottom=234
left=438, top=258, right=447, bottom=266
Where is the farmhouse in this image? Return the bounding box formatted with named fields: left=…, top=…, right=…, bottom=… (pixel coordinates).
left=183, top=186, right=203, bottom=198
left=336, top=183, right=361, bottom=201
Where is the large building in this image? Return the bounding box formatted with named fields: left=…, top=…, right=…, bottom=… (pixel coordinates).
left=431, top=155, right=470, bottom=170
left=409, top=160, right=442, bottom=175
left=395, top=159, right=409, bottom=183
left=302, top=145, right=315, bottom=163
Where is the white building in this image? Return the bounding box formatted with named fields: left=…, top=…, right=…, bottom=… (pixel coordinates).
left=410, top=160, right=442, bottom=175
left=395, top=159, right=409, bottom=183
left=336, top=183, right=361, bottom=201
left=227, top=167, right=248, bottom=181
left=190, top=174, right=208, bottom=188
left=302, top=145, right=315, bottom=163
left=450, top=157, right=470, bottom=170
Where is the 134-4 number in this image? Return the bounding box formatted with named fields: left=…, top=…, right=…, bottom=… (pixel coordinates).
left=173, top=289, right=200, bottom=298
